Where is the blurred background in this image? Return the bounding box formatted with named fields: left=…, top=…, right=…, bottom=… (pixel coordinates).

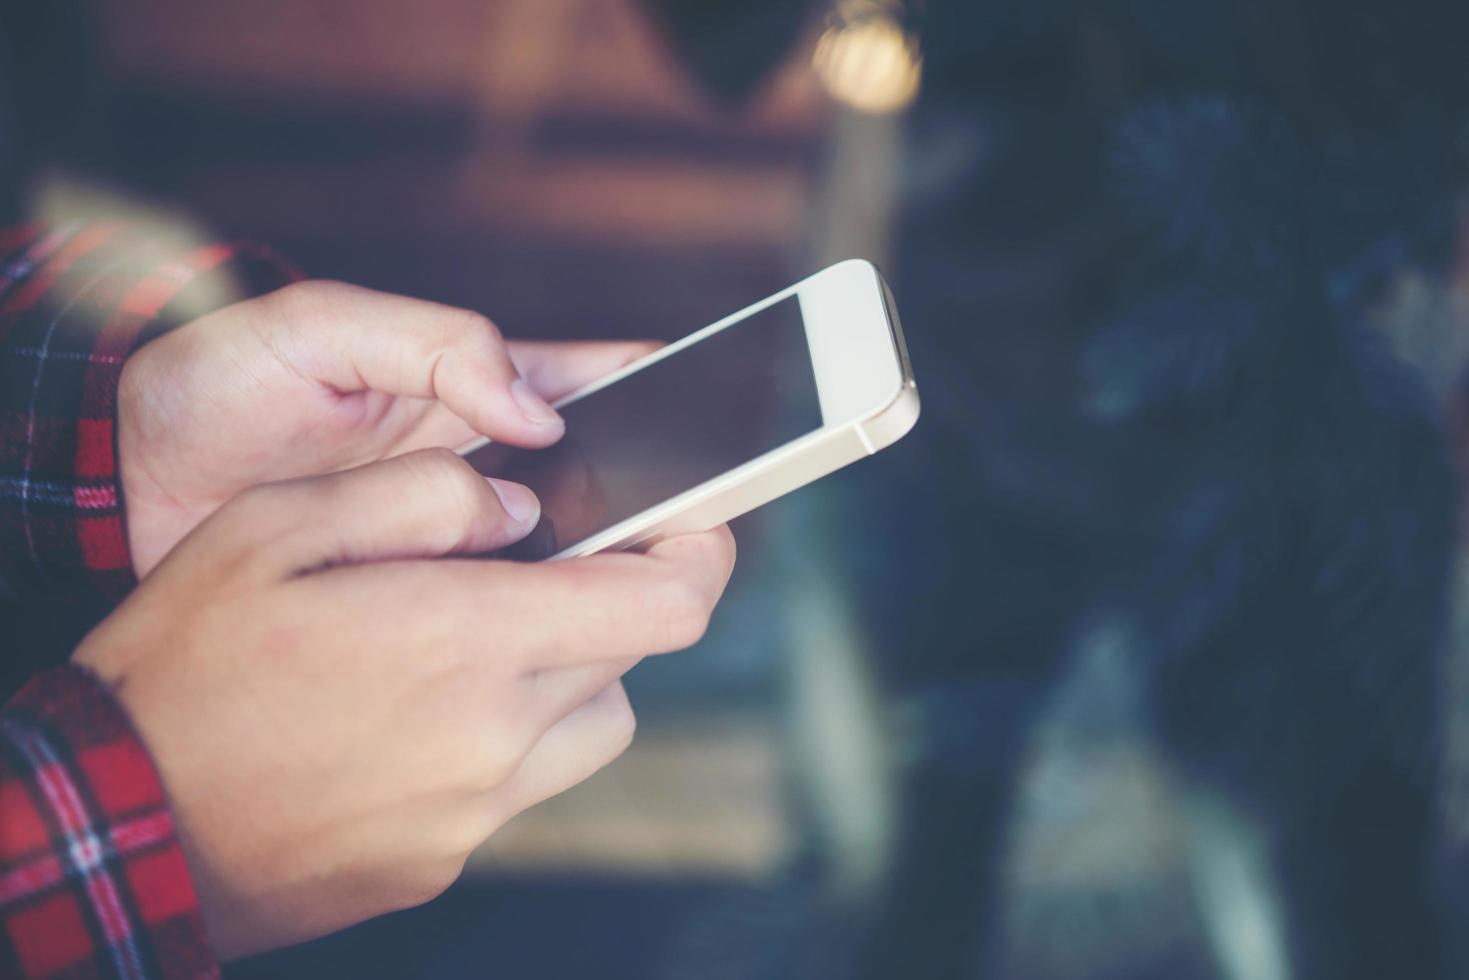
left=5, top=1, right=1469, bottom=978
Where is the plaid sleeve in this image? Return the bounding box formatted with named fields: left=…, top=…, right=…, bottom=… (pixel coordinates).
left=0, top=225, right=300, bottom=978
left=1, top=666, right=216, bottom=979
left=0, top=223, right=299, bottom=605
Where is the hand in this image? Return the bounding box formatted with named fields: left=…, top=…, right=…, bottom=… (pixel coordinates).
left=118, top=279, right=655, bottom=575
left=73, top=449, right=736, bottom=959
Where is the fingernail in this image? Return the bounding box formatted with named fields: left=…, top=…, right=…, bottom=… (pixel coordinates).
left=487, top=478, right=541, bottom=525
left=511, top=379, right=562, bottom=426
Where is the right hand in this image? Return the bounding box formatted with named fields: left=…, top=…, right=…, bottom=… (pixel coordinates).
left=72, top=449, right=736, bottom=960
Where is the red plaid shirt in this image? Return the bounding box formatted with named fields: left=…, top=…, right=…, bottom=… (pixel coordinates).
left=0, top=224, right=296, bottom=978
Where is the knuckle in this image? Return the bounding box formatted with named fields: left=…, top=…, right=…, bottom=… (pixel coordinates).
left=650, top=577, right=712, bottom=650
left=694, top=527, right=737, bottom=572
left=451, top=309, right=504, bottom=351
left=653, top=529, right=736, bottom=581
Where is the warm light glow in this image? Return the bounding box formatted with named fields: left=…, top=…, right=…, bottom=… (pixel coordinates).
left=812, top=15, right=922, bottom=115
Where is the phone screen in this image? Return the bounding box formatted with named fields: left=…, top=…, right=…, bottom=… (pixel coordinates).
left=465, top=296, right=823, bottom=559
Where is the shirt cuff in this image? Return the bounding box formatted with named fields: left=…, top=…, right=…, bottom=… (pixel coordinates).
left=0, top=224, right=299, bottom=603
left=0, top=665, right=218, bottom=979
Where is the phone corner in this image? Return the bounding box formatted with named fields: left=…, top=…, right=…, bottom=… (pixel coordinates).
left=816, top=256, right=886, bottom=290
left=860, top=381, right=921, bottom=452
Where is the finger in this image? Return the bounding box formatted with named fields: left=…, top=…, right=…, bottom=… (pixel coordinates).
left=494, top=682, right=636, bottom=818
left=532, top=525, right=737, bottom=664
left=259, top=280, right=565, bottom=448
left=417, top=525, right=736, bottom=666
left=507, top=340, right=660, bottom=402
left=508, top=525, right=736, bottom=665
left=401, top=342, right=662, bottom=457
left=227, top=449, right=541, bottom=578
left=308, top=524, right=736, bottom=665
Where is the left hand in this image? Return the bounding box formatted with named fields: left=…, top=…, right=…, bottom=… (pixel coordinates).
left=118, top=279, right=653, bottom=575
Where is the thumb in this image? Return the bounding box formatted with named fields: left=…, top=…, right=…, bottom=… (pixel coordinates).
left=217, top=450, right=541, bottom=579
left=256, top=280, right=565, bottom=448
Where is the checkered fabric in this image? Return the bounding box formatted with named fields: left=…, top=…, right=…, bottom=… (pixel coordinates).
left=0, top=223, right=296, bottom=603
left=1, top=669, right=214, bottom=980
left=0, top=224, right=298, bottom=978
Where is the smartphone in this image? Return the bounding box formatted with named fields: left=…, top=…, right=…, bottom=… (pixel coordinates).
left=460, top=259, right=919, bottom=560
